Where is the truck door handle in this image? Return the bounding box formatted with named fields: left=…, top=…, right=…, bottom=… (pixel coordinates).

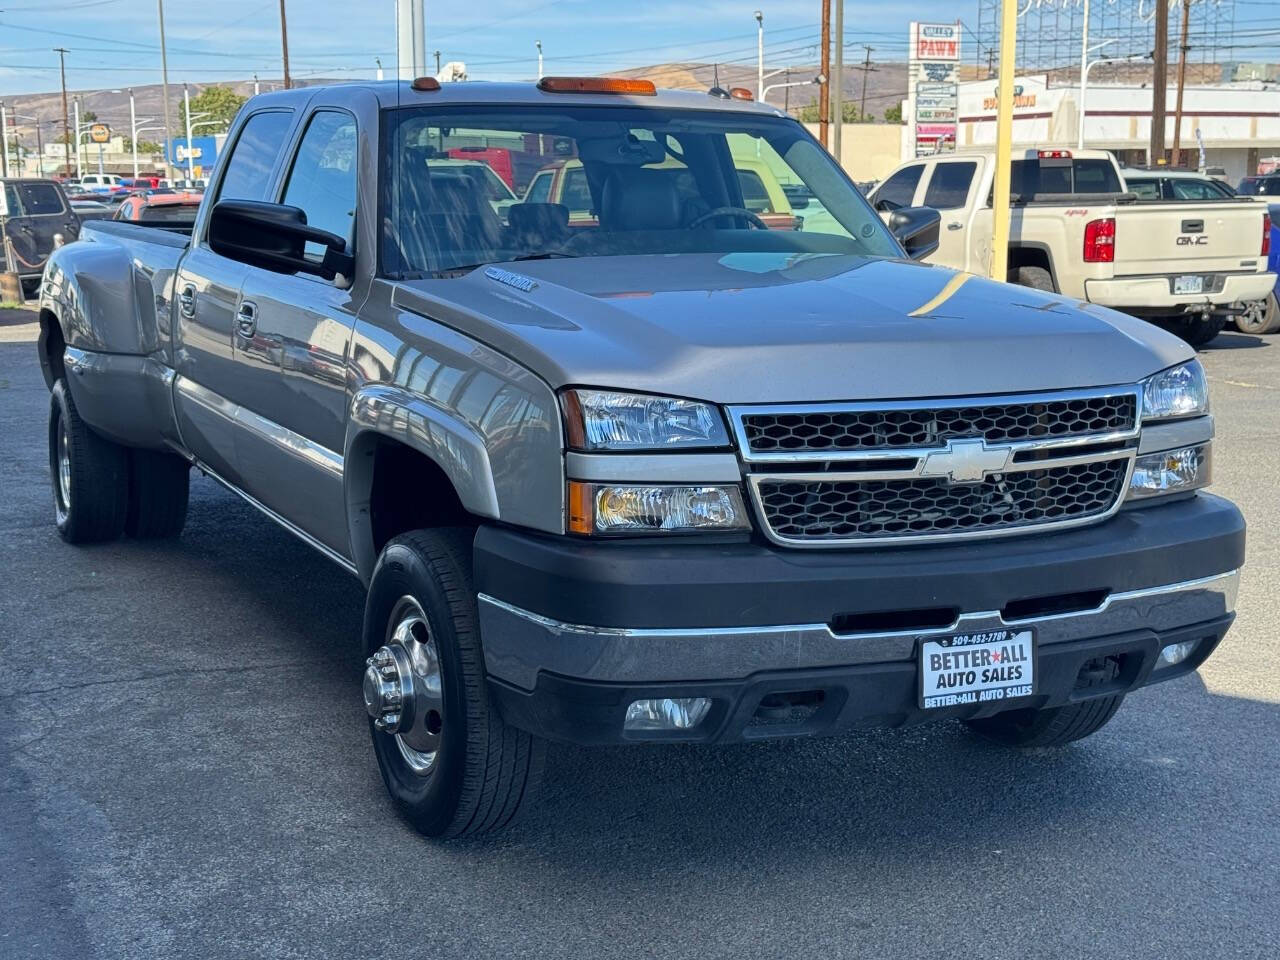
left=236, top=300, right=258, bottom=339
left=947, top=221, right=963, bottom=231
left=178, top=283, right=196, bottom=318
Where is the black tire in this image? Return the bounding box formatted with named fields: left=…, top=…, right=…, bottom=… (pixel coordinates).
left=48, top=378, right=129, bottom=544
left=1010, top=265, right=1055, bottom=292
left=125, top=448, right=190, bottom=539
left=965, top=657, right=1124, bottom=748
left=1234, top=292, right=1280, bottom=335
left=1159, top=315, right=1226, bottom=348
left=363, top=528, right=545, bottom=837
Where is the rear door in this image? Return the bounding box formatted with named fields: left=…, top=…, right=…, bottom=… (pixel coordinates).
left=1112, top=200, right=1269, bottom=277
left=172, top=108, right=297, bottom=486
left=5, top=181, right=79, bottom=278
left=230, top=106, right=362, bottom=554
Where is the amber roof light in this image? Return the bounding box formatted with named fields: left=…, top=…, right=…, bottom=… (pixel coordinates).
left=537, top=76, right=656, bottom=96
left=411, top=76, right=441, bottom=92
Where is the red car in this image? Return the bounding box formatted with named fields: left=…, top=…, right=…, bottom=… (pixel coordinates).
left=113, top=192, right=202, bottom=226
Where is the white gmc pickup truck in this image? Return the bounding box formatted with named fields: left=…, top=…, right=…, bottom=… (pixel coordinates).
left=870, top=148, right=1275, bottom=346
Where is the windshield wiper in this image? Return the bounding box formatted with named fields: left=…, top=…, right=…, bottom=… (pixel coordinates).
left=434, top=252, right=577, bottom=277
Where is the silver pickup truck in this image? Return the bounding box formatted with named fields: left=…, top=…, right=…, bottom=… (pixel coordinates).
left=36, top=78, right=1244, bottom=837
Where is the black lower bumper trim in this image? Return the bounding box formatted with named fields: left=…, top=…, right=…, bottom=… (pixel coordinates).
left=488, top=615, right=1233, bottom=745
left=474, top=494, right=1244, bottom=630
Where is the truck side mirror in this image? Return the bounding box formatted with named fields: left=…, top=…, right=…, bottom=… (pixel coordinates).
left=209, top=199, right=355, bottom=284
left=888, top=206, right=941, bottom=261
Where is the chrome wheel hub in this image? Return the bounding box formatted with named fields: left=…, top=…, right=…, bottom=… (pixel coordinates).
left=57, top=418, right=71, bottom=514
left=364, top=596, right=444, bottom=775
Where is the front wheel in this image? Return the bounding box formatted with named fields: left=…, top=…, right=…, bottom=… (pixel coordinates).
left=362, top=528, right=544, bottom=837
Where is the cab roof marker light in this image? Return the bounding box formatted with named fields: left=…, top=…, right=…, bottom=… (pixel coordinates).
left=537, top=76, right=656, bottom=96
left=728, top=87, right=754, bottom=101
left=411, top=77, right=441, bottom=92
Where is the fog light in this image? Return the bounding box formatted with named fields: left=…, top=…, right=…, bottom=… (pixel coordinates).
left=1128, top=444, right=1210, bottom=500
left=1158, top=639, right=1199, bottom=668
left=624, top=697, right=712, bottom=731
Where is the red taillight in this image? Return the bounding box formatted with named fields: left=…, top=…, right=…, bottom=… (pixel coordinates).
left=1084, top=217, right=1116, bottom=263
left=1038, top=149, right=1072, bottom=159
left=1263, top=213, right=1272, bottom=257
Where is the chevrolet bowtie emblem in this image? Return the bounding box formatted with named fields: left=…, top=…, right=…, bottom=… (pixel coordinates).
left=919, top=438, right=1013, bottom=483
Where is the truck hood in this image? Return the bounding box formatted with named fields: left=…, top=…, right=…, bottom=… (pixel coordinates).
left=392, top=252, right=1191, bottom=403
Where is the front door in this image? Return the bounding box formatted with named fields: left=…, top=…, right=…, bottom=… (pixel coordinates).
left=918, top=158, right=978, bottom=272
left=4, top=181, right=79, bottom=280
left=232, top=109, right=362, bottom=555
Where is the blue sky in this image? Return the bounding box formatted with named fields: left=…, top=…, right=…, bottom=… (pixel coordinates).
left=0, top=0, right=976, bottom=95
left=0, top=0, right=1277, bottom=97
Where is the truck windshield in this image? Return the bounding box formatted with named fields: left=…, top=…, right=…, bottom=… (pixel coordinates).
left=381, top=103, right=900, bottom=278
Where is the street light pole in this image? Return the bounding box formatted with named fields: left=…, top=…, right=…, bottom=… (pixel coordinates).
left=1079, top=50, right=1145, bottom=150
left=537, top=40, right=543, bottom=80
left=832, top=0, right=844, bottom=162
left=157, top=0, right=175, bottom=181
left=375, top=59, right=384, bottom=82
left=762, top=74, right=826, bottom=102
left=72, top=97, right=81, bottom=178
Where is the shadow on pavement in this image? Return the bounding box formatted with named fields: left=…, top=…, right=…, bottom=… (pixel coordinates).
left=1203, top=330, right=1271, bottom=350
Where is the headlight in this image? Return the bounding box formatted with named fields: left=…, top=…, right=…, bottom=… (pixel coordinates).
left=567, top=482, right=749, bottom=535
left=1128, top=444, right=1211, bottom=499
left=562, top=389, right=730, bottom=451
left=1142, top=360, right=1209, bottom=421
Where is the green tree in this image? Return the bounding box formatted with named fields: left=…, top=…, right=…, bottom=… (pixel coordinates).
left=178, top=86, right=247, bottom=135
left=883, top=103, right=903, bottom=124
left=123, top=137, right=163, bottom=155
left=797, top=100, right=871, bottom=123
left=81, top=110, right=98, bottom=123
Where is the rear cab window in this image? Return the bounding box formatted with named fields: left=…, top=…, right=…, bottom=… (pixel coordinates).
left=19, top=182, right=66, bottom=216
left=1008, top=157, right=1122, bottom=198
left=922, top=161, right=977, bottom=210
left=213, top=111, right=296, bottom=204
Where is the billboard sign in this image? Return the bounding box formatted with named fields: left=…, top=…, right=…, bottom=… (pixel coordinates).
left=909, top=22, right=960, bottom=156
left=89, top=123, right=111, bottom=144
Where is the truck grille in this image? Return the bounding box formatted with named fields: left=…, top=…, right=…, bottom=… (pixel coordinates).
left=731, top=389, right=1141, bottom=546
left=755, top=459, right=1130, bottom=543
left=740, top=395, right=1137, bottom=455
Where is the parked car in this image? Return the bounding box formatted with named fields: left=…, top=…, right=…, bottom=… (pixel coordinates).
left=79, top=174, right=127, bottom=196
left=113, top=192, right=203, bottom=228
left=1, top=177, right=80, bottom=292
left=870, top=148, right=1275, bottom=346
left=1236, top=175, right=1280, bottom=196
left=1122, top=168, right=1237, bottom=201
left=1236, top=201, right=1280, bottom=335
left=69, top=198, right=114, bottom=222
left=39, top=79, right=1244, bottom=837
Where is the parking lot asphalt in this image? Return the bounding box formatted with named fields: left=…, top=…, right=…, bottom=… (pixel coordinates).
left=2, top=316, right=1278, bottom=960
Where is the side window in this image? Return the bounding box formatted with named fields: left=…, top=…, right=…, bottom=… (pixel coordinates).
left=922, top=162, right=976, bottom=210
left=873, top=165, right=923, bottom=211
left=281, top=111, right=358, bottom=260
left=738, top=170, right=774, bottom=213
left=215, top=111, right=294, bottom=204
left=525, top=172, right=552, bottom=204
left=19, top=182, right=65, bottom=215
left=1126, top=180, right=1161, bottom=200
left=3, top=182, right=21, bottom=216
left=559, top=166, right=592, bottom=213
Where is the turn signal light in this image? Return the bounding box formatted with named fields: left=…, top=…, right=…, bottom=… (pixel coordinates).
left=1084, top=217, right=1116, bottom=263
left=1263, top=213, right=1272, bottom=257
left=537, top=76, right=656, bottom=96
left=410, top=76, right=441, bottom=92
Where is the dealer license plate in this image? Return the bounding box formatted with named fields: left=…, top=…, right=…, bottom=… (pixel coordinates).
left=919, top=629, right=1035, bottom=710
left=1174, top=275, right=1204, bottom=295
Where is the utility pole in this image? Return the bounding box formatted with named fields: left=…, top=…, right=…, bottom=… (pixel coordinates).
left=54, top=47, right=71, bottom=177
left=986, top=48, right=996, bottom=79
left=536, top=41, right=543, bottom=81
left=1150, top=0, right=1168, bottom=165
left=754, top=11, right=764, bottom=101
left=128, top=88, right=138, bottom=179
left=157, top=0, right=175, bottom=181
left=832, top=0, right=844, bottom=162
left=1170, top=0, right=1191, bottom=167
left=434, top=50, right=441, bottom=75
left=857, top=45, right=876, bottom=121
left=990, top=0, right=1018, bottom=282
left=253, top=73, right=261, bottom=96
left=279, top=0, right=292, bottom=90
left=0, top=102, right=9, bottom=178
left=819, top=0, right=831, bottom=149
